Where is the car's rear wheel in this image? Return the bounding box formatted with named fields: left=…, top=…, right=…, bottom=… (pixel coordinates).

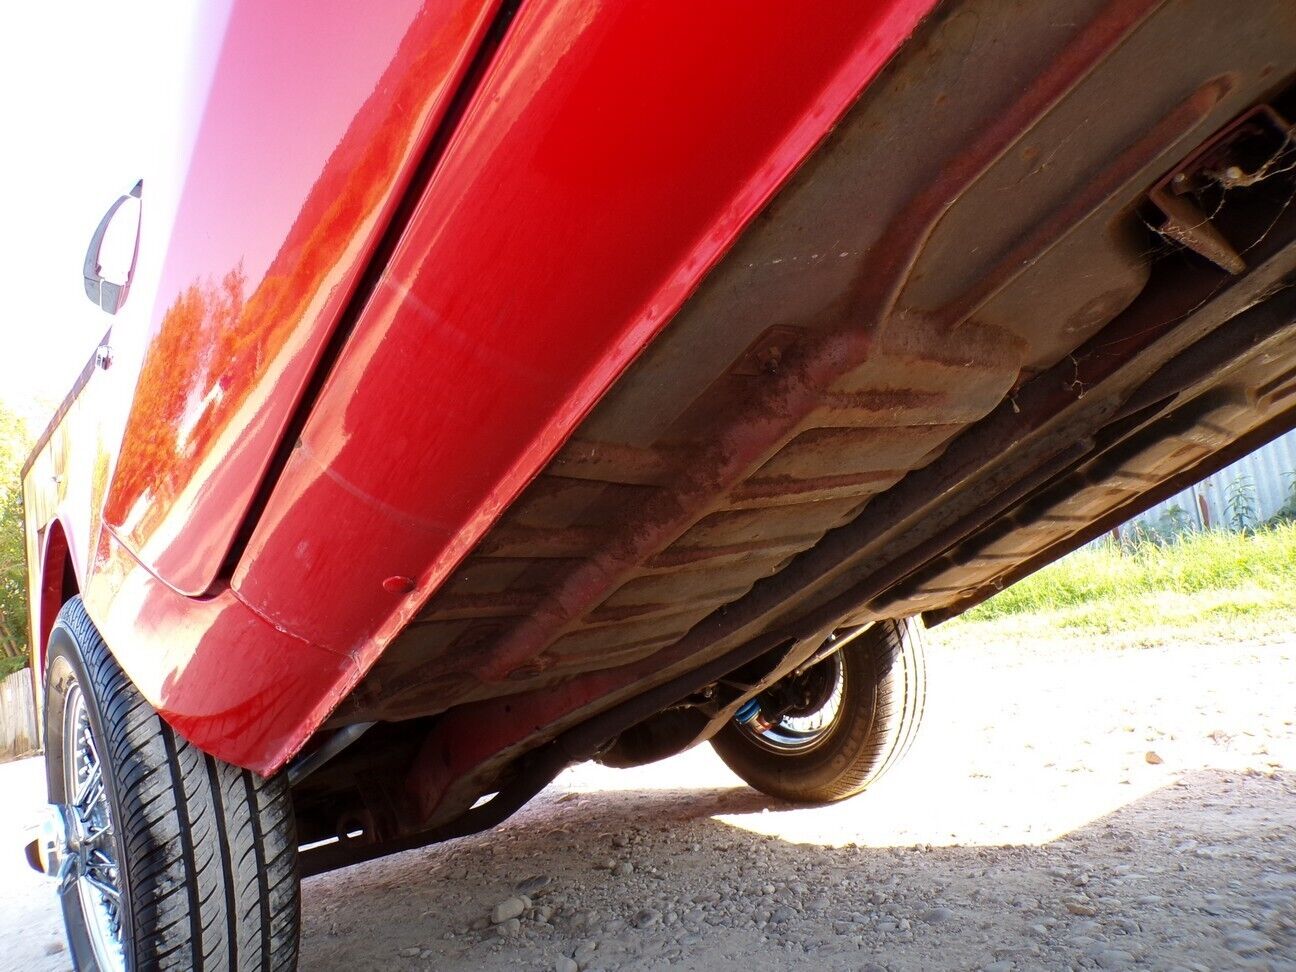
left=42, top=597, right=300, bottom=971
left=710, top=617, right=925, bottom=803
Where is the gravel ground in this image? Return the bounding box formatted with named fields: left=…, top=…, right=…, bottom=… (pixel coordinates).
left=2, top=627, right=1294, bottom=972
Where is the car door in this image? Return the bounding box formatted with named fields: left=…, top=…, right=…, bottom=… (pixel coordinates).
left=24, top=4, right=192, bottom=593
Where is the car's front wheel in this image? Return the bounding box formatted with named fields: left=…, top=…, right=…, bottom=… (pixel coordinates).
left=710, top=617, right=925, bottom=803
left=41, top=597, right=300, bottom=971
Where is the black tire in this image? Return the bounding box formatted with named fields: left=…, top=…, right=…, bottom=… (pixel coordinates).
left=710, top=617, right=925, bottom=803
left=44, top=596, right=300, bottom=971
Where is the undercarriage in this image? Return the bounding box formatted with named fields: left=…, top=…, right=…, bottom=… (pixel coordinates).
left=290, top=0, right=1296, bottom=872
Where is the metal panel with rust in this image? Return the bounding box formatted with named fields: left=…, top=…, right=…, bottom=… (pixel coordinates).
left=340, top=0, right=1296, bottom=745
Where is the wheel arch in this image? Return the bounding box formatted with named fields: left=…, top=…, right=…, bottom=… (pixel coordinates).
left=37, top=521, right=80, bottom=676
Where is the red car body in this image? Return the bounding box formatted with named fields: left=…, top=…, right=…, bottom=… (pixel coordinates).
left=25, top=4, right=1296, bottom=963
left=22, top=0, right=938, bottom=774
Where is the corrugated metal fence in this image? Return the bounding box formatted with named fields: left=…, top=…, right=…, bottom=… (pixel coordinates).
left=0, top=668, right=38, bottom=763
left=1119, top=429, right=1296, bottom=535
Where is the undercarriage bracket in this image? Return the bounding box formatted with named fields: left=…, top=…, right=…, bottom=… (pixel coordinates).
left=1148, top=104, right=1296, bottom=274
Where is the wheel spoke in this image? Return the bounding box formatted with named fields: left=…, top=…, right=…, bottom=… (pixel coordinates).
left=58, top=855, right=80, bottom=894
left=63, top=677, right=127, bottom=972
left=81, top=821, right=113, bottom=845
left=82, top=871, right=121, bottom=903
left=85, top=848, right=115, bottom=871
left=74, top=759, right=103, bottom=811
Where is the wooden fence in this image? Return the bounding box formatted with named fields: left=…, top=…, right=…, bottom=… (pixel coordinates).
left=0, top=667, right=38, bottom=762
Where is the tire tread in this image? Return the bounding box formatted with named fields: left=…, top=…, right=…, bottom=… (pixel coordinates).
left=47, top=598, right=300, bottom=971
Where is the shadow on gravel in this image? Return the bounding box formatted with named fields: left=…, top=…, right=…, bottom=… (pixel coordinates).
left=300, top=767, right=1296, bottom=971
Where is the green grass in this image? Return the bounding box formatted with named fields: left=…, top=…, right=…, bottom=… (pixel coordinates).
left=0, top=653, right=27, bottom=679
left=943, top=524, right=1296, bottom=643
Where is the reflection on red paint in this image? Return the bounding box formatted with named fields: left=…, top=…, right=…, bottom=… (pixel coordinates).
left=37, top=0, right=943, bottom=774
left=102, top=0, right=500, bottom=596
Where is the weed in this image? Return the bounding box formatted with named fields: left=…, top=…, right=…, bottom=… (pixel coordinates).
left=1225, top=474, right=1259, bottom=533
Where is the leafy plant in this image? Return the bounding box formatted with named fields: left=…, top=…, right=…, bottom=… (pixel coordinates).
left=1157, top=503, right=1193, bottom=536
left=1265, top=471, right=1296, bottom=528
left=0, top=403, right=31, bottom=667
left=1225, top=474, right=1258, bottom=533
left=1115, top=503, right=1195, bottom=552
left=0, top=653, right=27, bottom=679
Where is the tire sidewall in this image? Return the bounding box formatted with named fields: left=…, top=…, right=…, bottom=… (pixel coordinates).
left=711, top=618, right=924, bottom=803
left=717, top=637, right=885, bottom=795
left=45, top=604, right=139, bottom=971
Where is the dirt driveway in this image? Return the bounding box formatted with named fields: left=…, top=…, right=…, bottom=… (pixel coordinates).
left=3, top=628, right=1294, bottom=971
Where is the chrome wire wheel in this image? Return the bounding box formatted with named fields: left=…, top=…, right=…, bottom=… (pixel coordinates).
left=736, top=653, right=846, bottom=754
left=62, top=679, right=126, bottom=972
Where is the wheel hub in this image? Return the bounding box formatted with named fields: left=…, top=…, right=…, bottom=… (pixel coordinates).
left=34, top=803, right=73, bottom=878
left=733, top=653, right=847, bottom=753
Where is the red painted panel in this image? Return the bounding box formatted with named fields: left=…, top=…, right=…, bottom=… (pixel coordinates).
left=84, top=527, right=358, bottom=770
left=101, top=0, right=500, bottom=596
left=234, top=3, right=936, bottom=682
left=74, top=0, right=936, bottom=773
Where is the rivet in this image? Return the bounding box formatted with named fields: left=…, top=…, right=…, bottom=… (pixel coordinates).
left=382, top=575, right=415, bottom=594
